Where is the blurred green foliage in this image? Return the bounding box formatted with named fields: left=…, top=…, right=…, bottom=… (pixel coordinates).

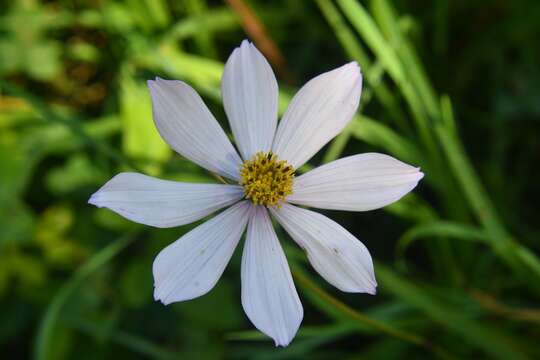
left=1, top=0, right=540, bottom=359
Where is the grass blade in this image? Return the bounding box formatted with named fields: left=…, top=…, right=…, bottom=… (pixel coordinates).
left=34, top=234, right=136, bottom=360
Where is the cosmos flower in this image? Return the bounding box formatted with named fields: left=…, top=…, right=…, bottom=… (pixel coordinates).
left=89, top=40, right=423, bottom=346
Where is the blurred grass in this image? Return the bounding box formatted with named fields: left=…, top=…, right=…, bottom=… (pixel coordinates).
left=1, top=0, right=540, bottom=359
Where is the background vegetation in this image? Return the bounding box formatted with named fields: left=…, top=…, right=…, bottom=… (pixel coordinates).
left=1, top=0, right=539, bottom=359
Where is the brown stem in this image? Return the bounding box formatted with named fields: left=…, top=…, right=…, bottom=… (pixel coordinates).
left=471, top=290, right=540, bottom=324
left=225, top=0, right=294, bottom=83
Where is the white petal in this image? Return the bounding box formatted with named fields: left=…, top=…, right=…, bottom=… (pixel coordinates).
left=153, top=201, right=251, bottom=304
left=272, top=62, right=362, bottom=168
left=222, top=40, right=278, bottom=160
left=89, top=172, right=244, bottom=228
left=241, top=206, right=303, bottom=346
left=270, top=203, right=376, bottom=293
left=148, top=78, right=242, bottom=180
left=288, top=153, right=424, bottom=211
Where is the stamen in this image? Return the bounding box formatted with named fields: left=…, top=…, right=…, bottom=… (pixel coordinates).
left=239, top=152, right=295, bottom=207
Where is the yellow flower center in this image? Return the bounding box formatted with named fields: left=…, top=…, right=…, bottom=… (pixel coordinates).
left=240, top=152, right=294, bottom=207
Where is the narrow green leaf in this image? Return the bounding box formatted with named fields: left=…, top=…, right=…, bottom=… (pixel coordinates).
left=163, top=8, right=239, bottom=43
left=315, top=0, right=407, bottom=129
left=337, top=0, right=438, bottom=160
left=63, top=315, right=178, bottom=360
left=34, top=234, right=136, bottom=360
left=376, top=263, right=528, bottom=360
left=370, top=0, right=440, bottom=119
left=350, top=115, right=422, bottom=165
left=288, top=260, right=452, bottom=359
left=397, top=221, right=489, bottom=257
left=143, top=0, right=170, bottom=28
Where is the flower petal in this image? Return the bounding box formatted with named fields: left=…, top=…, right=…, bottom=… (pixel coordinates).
left=270, top=203, right=376, bottom=293
left=89, top=172, right=244, bottom=228
left=241, top=206, right=303, bottom=346
left=272, top=62, right=362, bottom=168
left=222, top=40, right=278, bottom=160
left=148, top=78, right=242, bottom=180
left=153, top=201, right=251, bottom=304
left=288, top=153, right=424, bottom=211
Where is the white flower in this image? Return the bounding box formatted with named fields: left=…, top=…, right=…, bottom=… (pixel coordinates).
left=89, top=40, right=423, bottom=346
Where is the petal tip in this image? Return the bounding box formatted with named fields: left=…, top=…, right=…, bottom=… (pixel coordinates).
left=367, top=283, right=378, bottom=295
left=343, top=61, right=361, bottom=75
left=87, top=193, right=101, bottom=207
left=274, top=338, right=291, bottom=347
left=153, top=287, right=161, bottom=301
left=344, top=281, right=378, bottom=295
left=240, top=39, right=251, bottom=48
left=153, top=286, right=170, bottom=305
left=154, top=77, right=180, bottom=88
left=156, top=297, right=171, bottom=306
left=411, top=169, right=425, bottom=185
left=270, top=323, right=300, bottom=347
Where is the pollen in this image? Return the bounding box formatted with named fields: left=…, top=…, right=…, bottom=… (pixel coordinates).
left=240, top=152, right=295, bottom=207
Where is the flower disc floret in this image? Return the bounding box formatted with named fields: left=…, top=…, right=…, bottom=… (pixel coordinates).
left=240, top=152, right=294, bottom=206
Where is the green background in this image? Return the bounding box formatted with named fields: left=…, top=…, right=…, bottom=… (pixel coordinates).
left=1, top=0, right=539, bottom=359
